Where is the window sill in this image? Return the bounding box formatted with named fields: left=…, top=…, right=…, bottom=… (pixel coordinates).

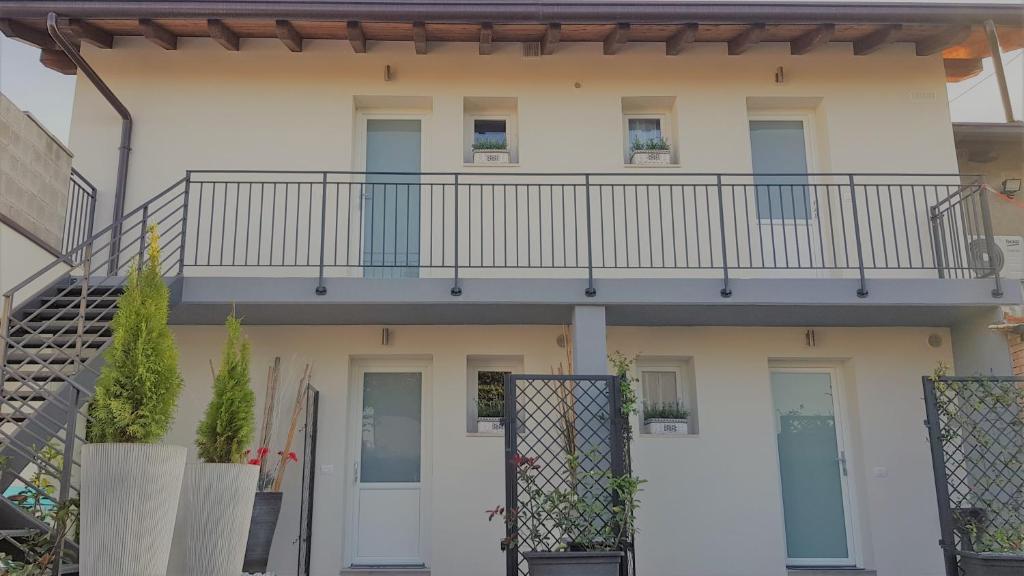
left=463, top=163, right=520, bottom=168
left=639, top=433, right=699, bottom=438
left=466, top=432, right=504, bottom=438
left=623, top=163, right=682, bottom=168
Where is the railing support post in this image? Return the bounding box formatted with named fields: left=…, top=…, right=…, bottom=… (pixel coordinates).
left=0, top=294, right=11, bottom=368
left=716, top=175, right=732, bottom=297
left=977, top=182, right=1004, bottom=298
left=316, top=172, right=328, bottom=295
left=137, top=204, right=149, bottom=268
left=848, top=175, right=869, bottom=298
left=584, top=175, right=597, bottom=297
left=929, top=205, right=946, bottom=279
left=177, top=172, right=191, bottom=277
left=451, top=174, right=463, bottom=296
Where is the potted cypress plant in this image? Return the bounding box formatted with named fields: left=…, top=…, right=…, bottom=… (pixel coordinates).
left=642, top=401, right=689, bottom=435
left=81, top=226, right=186, bottom=576
left=174, top=313, right=258, bottom=576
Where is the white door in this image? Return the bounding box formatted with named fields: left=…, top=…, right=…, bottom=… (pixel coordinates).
left=350, top=368, right=427, bottom=566
left=770, top=368, right=857, bottom=567
left=748, top=119, right=827, bottom=272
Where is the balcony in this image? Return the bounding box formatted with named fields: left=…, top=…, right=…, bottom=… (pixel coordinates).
left=176, top=171, right=1002, bottom=290
left=8, top=171, right=1010, bottom=327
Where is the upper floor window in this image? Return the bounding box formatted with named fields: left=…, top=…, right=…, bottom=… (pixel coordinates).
left=474, top=119, right=508, bottom=149
left=627, top=117, right=664, bottom=148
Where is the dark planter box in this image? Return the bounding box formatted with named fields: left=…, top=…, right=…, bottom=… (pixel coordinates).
left=242, top=491, right=283, bottom=573
left=524, top=551, right=624, bottom=576
left=960, top=551, right=1024, bottom=576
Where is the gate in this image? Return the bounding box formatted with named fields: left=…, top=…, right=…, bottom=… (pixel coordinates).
left=923, top=376, right=1024, bottom=575
left=503, top=374, right=630, bottom=576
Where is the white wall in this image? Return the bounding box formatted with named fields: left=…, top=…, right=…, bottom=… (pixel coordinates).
left=0, top=222, right=66, bottom=307
left=166, top=324, right=952, bottom=576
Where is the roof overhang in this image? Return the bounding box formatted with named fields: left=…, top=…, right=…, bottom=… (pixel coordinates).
left=1, top=1, right=1021, bottom=79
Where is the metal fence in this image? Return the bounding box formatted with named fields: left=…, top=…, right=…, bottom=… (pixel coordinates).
left=503, top=375, right=628, bottom=576
left=298, top=384, right=319, bottom=576
left=923, top=376, right=1024, bottom=575
left=62, top=169, right=97, bottom=259
left=181, top=171, right=1002, bottom=298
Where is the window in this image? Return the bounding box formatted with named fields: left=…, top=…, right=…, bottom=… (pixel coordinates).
left=627, top=117, right=663, bottom=148
left=637, top=357, right=698, bottom=434
left=474, top=119, right=508, bottom=148
left=467, top=355, right=523, bottom=434
left=749, top=120, right=812, bottom=220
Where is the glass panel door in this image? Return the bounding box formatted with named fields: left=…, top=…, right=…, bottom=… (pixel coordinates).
left=353, top=371, right=424, bottom=565
left=771, top=370, right=855, bottom=566
left=363, top=119, right=421, bottom=278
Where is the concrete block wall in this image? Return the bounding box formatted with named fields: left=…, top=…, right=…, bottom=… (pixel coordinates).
left=0, top=91, right=72, bottom=252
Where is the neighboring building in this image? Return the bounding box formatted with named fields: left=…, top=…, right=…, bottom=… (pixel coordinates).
left=1, top=2, right=1023, bottom=576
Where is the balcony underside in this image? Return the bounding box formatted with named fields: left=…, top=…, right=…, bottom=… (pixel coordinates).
left=169, top=276, right=1015, bottom=326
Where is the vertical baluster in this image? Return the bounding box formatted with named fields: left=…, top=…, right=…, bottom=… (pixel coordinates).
left=978, top=181, right=1003, bottom=297
left=317, top=173, right=328, bottom=295
left=178, top=173, right=191, bottom=276
left=585, top=175, right=596, bottom=297
left=451, top=175, right=462, bottom=296
left=717, top=175, right=732, bottom=297
left=848, top=175, right=869, bottom=297
left=138, top=205, right=149, bottom=268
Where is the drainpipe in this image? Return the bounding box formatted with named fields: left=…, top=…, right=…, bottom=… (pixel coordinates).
left=46, top=12, right=132, bottom=273
left=984, top=19, right=1016, bottom=123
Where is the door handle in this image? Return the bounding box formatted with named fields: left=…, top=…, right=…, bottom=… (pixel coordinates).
left=354, top=462, right=360, bottom=482
left=838, top=451, right=848, bottom=477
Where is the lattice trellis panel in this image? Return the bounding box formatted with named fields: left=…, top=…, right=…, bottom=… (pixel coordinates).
left=923, top=376, right=1024, bottom=576
left=503, top=375, right=626, bottom=576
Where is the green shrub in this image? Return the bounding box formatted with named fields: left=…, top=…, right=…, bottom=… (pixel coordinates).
left=195, top=314, right=255, bottom=463
left=643, top=401, right=689, bottom=420
left=89, top=226, right=183, bottom=444
left=631, top=137, right=670, bottom=152
left=472, top=138, right=508, bottom=151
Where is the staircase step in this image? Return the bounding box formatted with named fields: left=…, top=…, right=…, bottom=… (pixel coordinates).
left=16, top=308, right=116, bottom=322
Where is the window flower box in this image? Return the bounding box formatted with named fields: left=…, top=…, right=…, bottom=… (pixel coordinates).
left=477, top=416, right=505, bottom=434
left=473, top=149, right=511, bottom=165
left=630, top=149, right=672, bottom=165
left=643, top=418, right=688, bottom=435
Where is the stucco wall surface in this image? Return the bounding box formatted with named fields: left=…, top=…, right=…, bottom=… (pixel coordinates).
left=166, top=324, right=953, bottom=576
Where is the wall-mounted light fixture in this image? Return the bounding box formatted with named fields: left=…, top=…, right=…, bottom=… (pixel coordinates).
left=381, top=328, right=392, bottom=345
left=928, top=333, right=944, bottom=348
left=805, top=329, right=816, bottom=347
left=385, top=65, right=393, bottom=81
left=775, top=66, right=785, bottom=84
left=1002, top=178, right=1022, bottom=198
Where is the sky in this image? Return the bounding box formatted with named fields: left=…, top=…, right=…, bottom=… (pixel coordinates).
left=0, top=28, right=1021, bottom=146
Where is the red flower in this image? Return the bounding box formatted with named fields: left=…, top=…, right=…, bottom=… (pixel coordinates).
left=287, top=451, right=298, bottom=462
left=247, top=458, right=261, bottom=466
left=257, top=447, right=270, bottom=457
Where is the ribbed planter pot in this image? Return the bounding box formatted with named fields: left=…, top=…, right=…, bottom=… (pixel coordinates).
left=959, top=551, right=1024, bottom=576
left=80, top=443, right=187, bottom=576
left=242, top=491, right=284, bottom=573
left=524, top=551, right=624, bottom=576
left=175, top=463, right=259, bottom=576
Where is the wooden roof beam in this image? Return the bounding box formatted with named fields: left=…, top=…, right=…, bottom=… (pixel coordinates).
left=603, top=23, right=629, bottom=55
left=479, top=22, right=493, bottom=55
left=40, top=48, right=75, bottom=74
left=790, top=23, right=834, bottom=55
left=541, top=23, right=561, bottom=55
left=666, top=23, right=698, bottom=55
left=347, top=21, right=366, bottom=53
left=916, top=24, right=972, bottom=56
left=853, top=24, right=901, bottom=55
left=208, top=19, right=239, bottom=51
left=0, top=18, right=56, bottom=49
left=728, top=23, right=766, bottom=55
left=413, top=21, right=427, bottom=54
left=139, top=18, right=177, bottom=50
left=60, top=18, right=113, bottom=49
left=275, top=19, right=302, bottom=52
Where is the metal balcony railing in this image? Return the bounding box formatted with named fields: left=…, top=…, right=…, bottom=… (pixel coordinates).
left=181, top=171, right=1004, bottom=298
left=61, top=169, right=97, bottom=259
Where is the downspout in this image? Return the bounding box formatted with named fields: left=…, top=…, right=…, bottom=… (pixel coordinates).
left=46, top=12, right=131, bottom=273
left=984, top=19, right=1016, bottom=123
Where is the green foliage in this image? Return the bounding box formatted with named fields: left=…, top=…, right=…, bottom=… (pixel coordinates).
left=642, top=401, right=689, bottom=421
left=472, top=138, right=508, bottom=151
left=89, top=226, right=183, bottom=444
left=608, top=352, right=639, bottom=418
left=0, top=498, right=78, bottom=576
left=477, top=371, right=505, bottom=418
left=631, top=137, right=670, bottom=152
left=195, top=314, right=255, bottom=463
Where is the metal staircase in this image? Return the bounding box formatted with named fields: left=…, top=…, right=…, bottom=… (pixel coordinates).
left=0, top=176, right=189, bottom=570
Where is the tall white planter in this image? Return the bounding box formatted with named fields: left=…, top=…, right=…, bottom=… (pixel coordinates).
left=81, top=443, right=187, bottom=576
left=172, top=463, right=259, bottom=576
